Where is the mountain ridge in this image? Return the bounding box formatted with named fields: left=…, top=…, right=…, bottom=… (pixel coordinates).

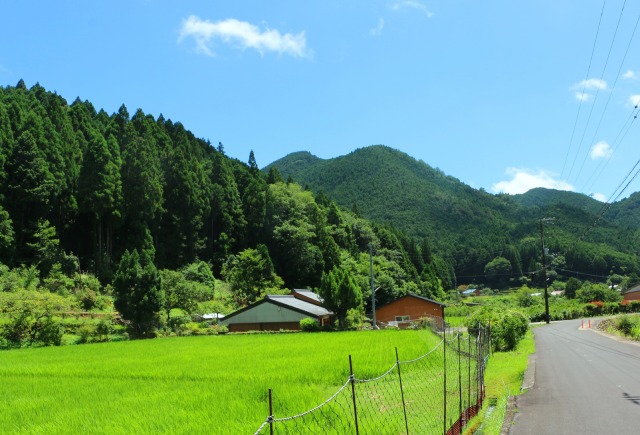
left=266, top=145, right=640, bottom=278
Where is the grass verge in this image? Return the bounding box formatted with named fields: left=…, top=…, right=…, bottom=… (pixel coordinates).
left=464, top=329, right=535, bottom=434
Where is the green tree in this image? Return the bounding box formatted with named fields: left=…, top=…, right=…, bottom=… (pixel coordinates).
left=0, top=205, right=14, bottom=263
left=484, top=256, right=512, bottom=289
left=113, top=248, right=164, bottom=336
left=4, top=131, right=55, bottom=252
left=77, top=132, right=122, bottom=275
left=160, top=269, right=214, bottom=320
left=222, top=244, right=284, bottom=305
left=575, top=282, right=622, bottom=303
left=120, top=113, right=163, bottom=251
left=0, top=289, right=75, bottom=348
left=319, top=266, right=363, bottom=328
left=27, top=219, right=77, bottom=276
left=565, top=278, right=581, bottom=300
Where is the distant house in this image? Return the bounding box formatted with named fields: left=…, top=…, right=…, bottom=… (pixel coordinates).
left=462, top=288, right=480, bottom=297
left=220, top=291, right=333, bottom=332
left=623, top=285, right=640, bottom=302
left=375, top=293, right=446, bottom=329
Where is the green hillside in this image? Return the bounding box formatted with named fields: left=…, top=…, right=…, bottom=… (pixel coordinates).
left=266, top=145, right=640, bottom=281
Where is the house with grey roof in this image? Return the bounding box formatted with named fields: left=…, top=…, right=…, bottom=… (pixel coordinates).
left=220, top=291, right=333, bottom=332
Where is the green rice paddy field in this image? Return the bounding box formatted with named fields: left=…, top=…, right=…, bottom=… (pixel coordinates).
left=0, top=329, right=443, bottom=434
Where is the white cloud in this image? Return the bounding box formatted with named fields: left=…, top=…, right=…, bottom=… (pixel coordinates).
left=571, top=78, right=607, bottom=90
left=570, top=79, right=606, bottom=102
left=590, top=141, right=612, bottom=159
left=622, top=69, right=638, bottom=80
left=178, top=16, right=309, bottom=58
left=391, top=1, right=434, bottom=17
left=575, top=92, right=591, bottom=102
left=370, top=18, right=385, bottom=36
left=491, top=168, right=574, bottom=195
left=630, top=94, right=640, bottom=107
left=591, top=193, right=608, bottom=202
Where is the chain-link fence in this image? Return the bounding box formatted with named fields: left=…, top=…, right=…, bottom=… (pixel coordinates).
left=254, top=324, right=490, bottom=435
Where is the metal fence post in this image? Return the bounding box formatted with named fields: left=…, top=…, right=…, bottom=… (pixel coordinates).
left=443, top=328, right=447, bottom=435
left=467, top=333, right=471, bottom=425
left=458, top=333, right=462, bottom=430
left=349, top=355, right=360, bottom=435
left=268, top=389, right=274, bottom=435
left=395, top=347, right=410, bottom=435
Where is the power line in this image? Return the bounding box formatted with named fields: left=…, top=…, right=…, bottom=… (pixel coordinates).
left=575, top=8, right=640, bottom=185
left=561, top=0, right=607, bottom=179
left=567, top=0, right=628, bottom=183
left=582, top=103, right=639, bottom=193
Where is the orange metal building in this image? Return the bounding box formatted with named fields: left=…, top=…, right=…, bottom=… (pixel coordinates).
left=375, top=293, right=446, bottom=329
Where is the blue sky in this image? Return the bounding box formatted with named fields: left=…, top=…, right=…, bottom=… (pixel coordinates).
left=2, top=1, right=639, bottom=201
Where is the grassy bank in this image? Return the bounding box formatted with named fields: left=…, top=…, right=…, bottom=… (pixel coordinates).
left=464, top=329, right=535, bottom=434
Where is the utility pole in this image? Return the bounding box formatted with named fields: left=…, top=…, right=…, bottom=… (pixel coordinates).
left=539, top=219, right=550, bottom=324
left=369, top=244, right=377, bottom=329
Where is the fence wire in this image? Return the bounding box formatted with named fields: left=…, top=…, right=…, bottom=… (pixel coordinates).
left=254, top=323, right=490, bottom=435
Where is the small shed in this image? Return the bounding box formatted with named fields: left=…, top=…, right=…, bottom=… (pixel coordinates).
left=375, top=293, right=446, bottom=329
left=623, top=285, right=640, bottom=302
left=220, top=292, right=333, bottom=332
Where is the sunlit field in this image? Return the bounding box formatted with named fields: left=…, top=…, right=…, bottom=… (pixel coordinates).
left=0, top=329, right=442, bottom=434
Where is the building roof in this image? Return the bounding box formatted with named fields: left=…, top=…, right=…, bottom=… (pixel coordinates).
left=221, top=295, right=333, bottom=323
left=292, top=289, right=324, bottom=305
left=623, top=285, right=640, bottom=295
left=201, top=313, right=225, bottom=320
left=377, top=293, right=446, bottom=309
left=267, top=295, right=332, bottom=316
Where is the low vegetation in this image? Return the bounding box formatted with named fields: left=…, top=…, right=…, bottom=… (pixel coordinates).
left=464, top=330, right=536, bottom=434
left=0, top=329, right=440, bottom=433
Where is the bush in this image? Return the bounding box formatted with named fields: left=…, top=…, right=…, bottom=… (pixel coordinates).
left=300, top=317, right=320, bottom=332
left=95, top=318, right=113, bottom=342
left=584, top=301, right=604, bottom=316
left=467, top=307, right=529, bottom=352
left=617, top=315, right=637, bottom=336
left=34, top=317, right=63, bottom=346
left=77, top=324, right=95, bottom=344
left=491, top=310, right=529, bottom=352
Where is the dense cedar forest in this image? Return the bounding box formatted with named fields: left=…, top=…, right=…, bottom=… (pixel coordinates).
left=267, top=146, right=640, bottom=284
left=0, top=81, right=448, bottom=323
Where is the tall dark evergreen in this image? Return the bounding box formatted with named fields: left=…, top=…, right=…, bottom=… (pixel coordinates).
left=77, top=131, right=123, bottom=275
left=120, top=112, right=163, bottom=252
left=4, top=131, right=55, bottom=254
left=113, top=248, right=163, bottom=335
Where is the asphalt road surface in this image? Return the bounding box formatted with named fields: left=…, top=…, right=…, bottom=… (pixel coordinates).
left=509, top=319, right=640, bottom=434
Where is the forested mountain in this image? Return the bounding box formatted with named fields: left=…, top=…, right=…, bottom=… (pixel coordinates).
left=0, top=82, right=448, bottom=330
left=266, top=146, right=640, bottom=282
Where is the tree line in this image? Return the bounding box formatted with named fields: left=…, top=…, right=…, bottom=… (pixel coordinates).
left=0, top=80, right=447, bottom=336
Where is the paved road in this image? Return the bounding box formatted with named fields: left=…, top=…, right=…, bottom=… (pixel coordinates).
left=509, top=319, right=640, bottom=434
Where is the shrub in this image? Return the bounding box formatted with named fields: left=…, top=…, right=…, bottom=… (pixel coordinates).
left=34, top=317, right=64, bottom=346
left=77, top=324, right=94, bottom=344
left=617, top=315, right=637, bottom=336
left=467, top=307, right=529, bottom=352
left=491, top=310, right=529, bottom=352
left=300, top=317, right=320, bottom=332
left=604, top=302, right=620, bottom=315
left=95, top=319, right=113, bottom=342
left=584, top=301, right=604, bottom=315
